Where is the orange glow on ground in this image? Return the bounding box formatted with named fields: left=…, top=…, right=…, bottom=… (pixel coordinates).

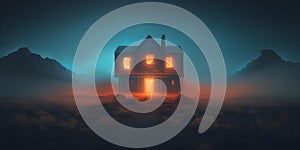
left=62, top=78, right=263, bottom=105
left=146, top=54, right=154, bottom=64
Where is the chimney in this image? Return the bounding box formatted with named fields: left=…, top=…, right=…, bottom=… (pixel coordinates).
left=161, top=34, right=165, bottom=48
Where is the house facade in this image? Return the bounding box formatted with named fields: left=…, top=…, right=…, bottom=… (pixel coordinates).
left=114, top=35, right=183, bottom=97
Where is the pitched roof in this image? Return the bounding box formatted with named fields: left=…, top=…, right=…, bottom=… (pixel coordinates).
left=115, top=35, right=183, bottom=54
left=115, top=45, right=182, bottom=54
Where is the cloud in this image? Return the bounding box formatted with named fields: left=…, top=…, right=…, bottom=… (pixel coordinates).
left=12, top=110, right=84, bottom=133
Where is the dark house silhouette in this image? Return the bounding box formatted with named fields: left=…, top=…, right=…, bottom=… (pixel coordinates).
left=114, top=35, right=183, bottom=97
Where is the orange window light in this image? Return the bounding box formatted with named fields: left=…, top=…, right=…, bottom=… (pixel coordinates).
left=146, top=54, right=154, bottom=64
left=123, top=57, right=131, bottom=70
left=171, top=80, right=175, bottom=86
left=165, top=56, right=173, bottom=68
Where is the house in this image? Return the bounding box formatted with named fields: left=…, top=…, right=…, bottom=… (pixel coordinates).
left=114, top=35, right=183, bottom=98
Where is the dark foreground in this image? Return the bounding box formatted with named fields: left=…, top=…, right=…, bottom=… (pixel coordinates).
left=0, top=98, right=299, bottom=150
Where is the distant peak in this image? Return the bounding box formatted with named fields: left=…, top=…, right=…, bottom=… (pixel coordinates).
left=16, top=47, right=31, bottom=54
left=236, top=49, right=284, bottom=74
left=146, top=35, right=153, bottom=39
left=18, top=47, right=31, bottom=53
left=260, top=49, right=281, bottom=60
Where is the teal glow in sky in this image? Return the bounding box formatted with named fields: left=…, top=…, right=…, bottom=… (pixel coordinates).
left=1, top=0, right=299, bottom=78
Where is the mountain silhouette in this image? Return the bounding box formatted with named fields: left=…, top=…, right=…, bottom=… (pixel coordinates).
left=230, top=49, right=300, bottom=99
left=0, top=47, right=72, bottom=99
left=0, top=47, right=71, bottom=80
left=235, top=49, right=299, bottom=76
left=238, top=49, right=282, bottom=74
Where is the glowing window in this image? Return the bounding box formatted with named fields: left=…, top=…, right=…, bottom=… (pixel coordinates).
left=165, top=56, right=173, bottom=68
left=171, top=80, right=175, bottom=86
left=123, top=57, right=131, bottom=70
left=146, top=54, right=154, bottom=65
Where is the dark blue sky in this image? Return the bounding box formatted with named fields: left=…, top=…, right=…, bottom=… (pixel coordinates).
left=1, top=0, right=299, bottom=75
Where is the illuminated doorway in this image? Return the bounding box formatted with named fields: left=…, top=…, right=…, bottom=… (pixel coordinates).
left=144, top=78, right=154, bottom=96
